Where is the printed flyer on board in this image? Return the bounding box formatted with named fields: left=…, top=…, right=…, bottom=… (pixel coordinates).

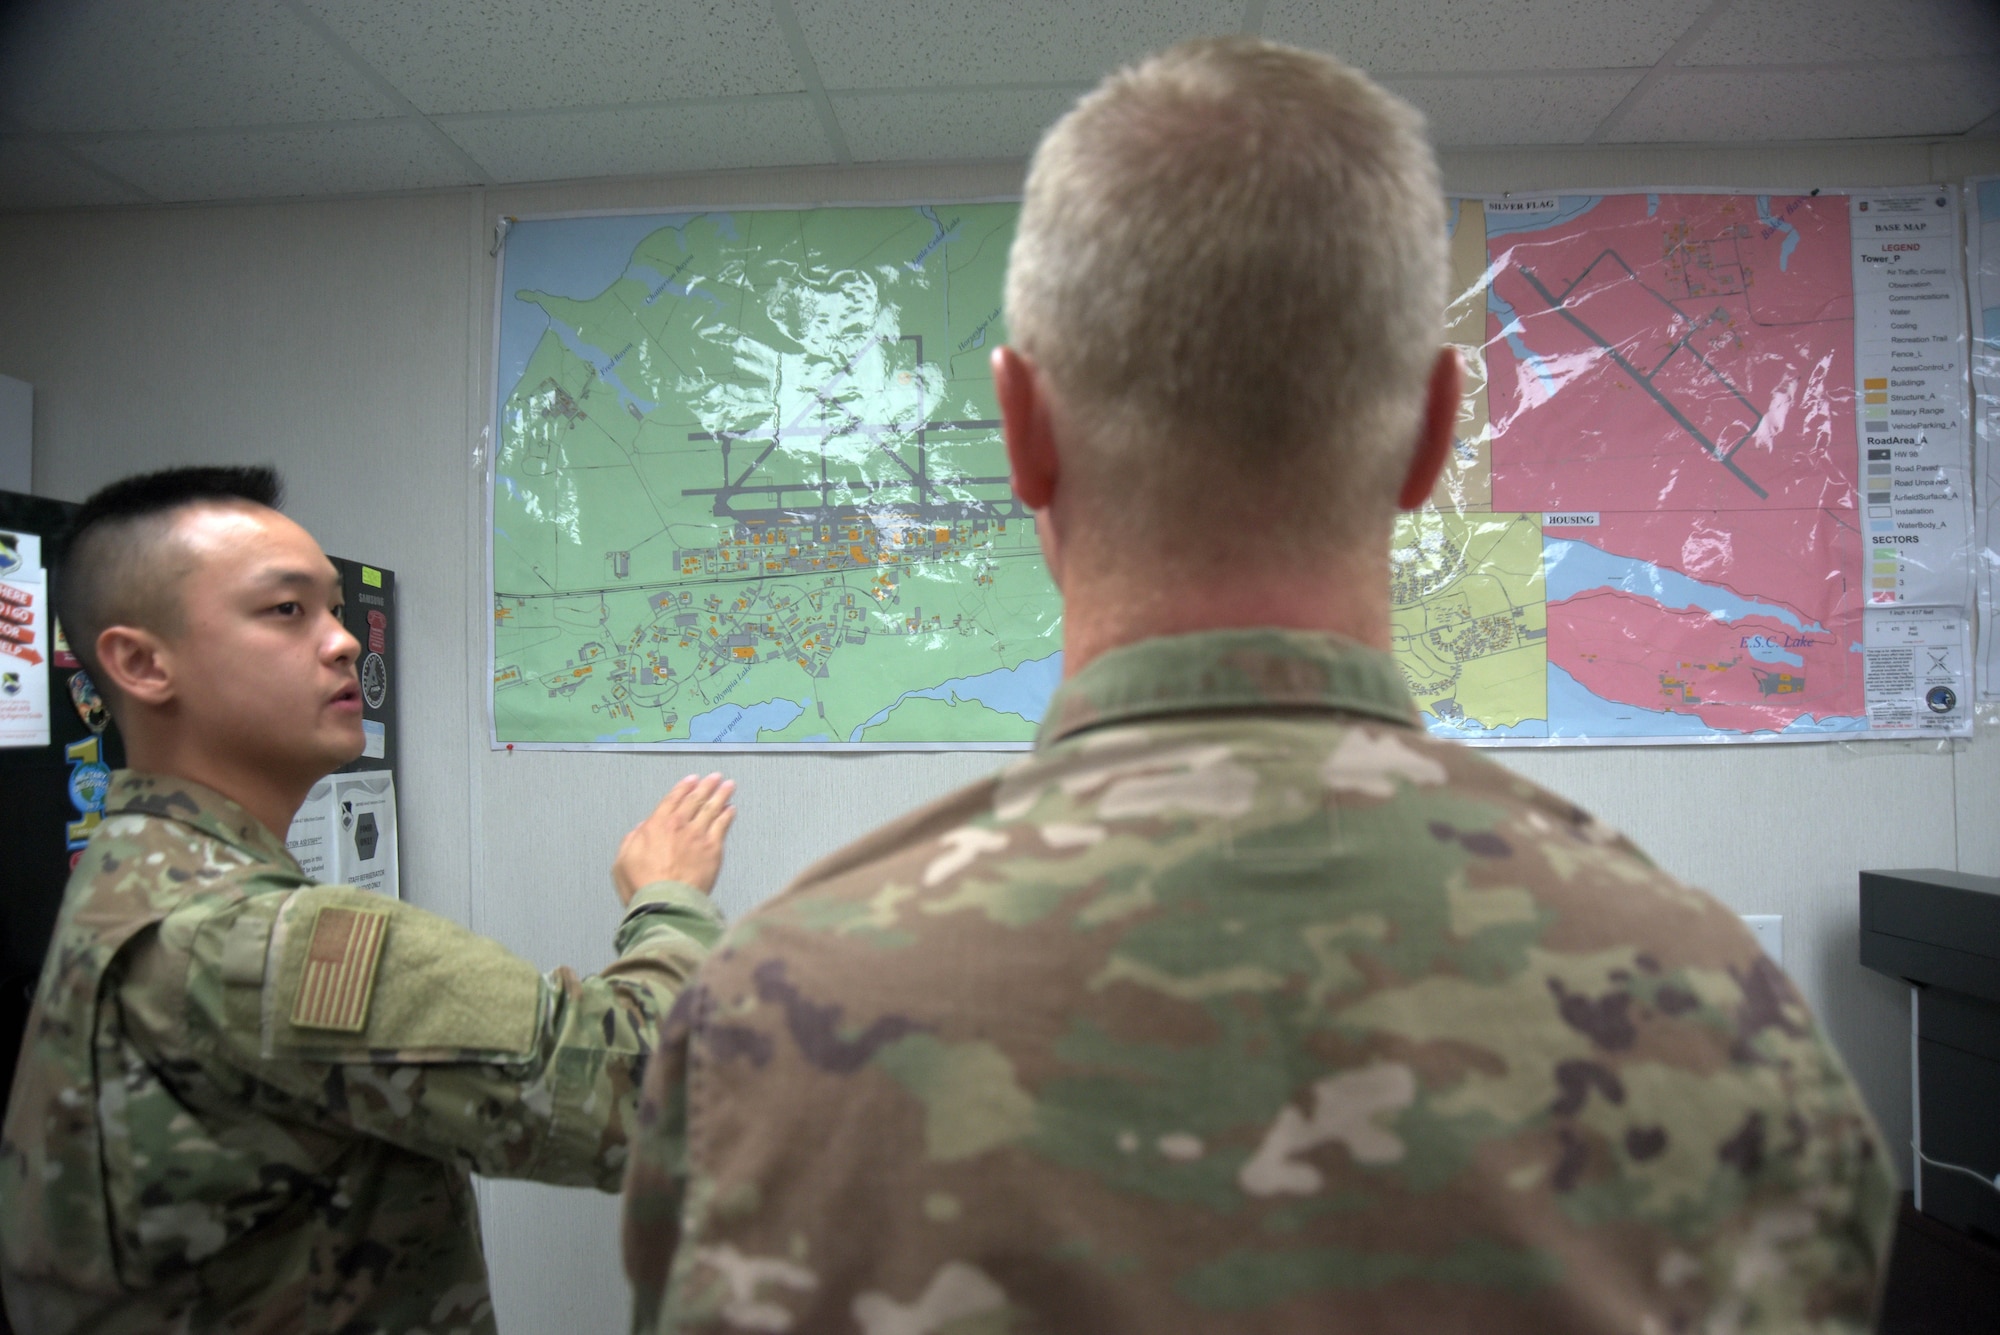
left=0, top=529, right=50, bottom=748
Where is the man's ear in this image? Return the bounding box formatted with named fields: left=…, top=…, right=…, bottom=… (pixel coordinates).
left=95, top=625, right=176, bottom=709
left=993, top=345, right=1058, bottom=513
left=1397, top=346, right=1464, bottom=511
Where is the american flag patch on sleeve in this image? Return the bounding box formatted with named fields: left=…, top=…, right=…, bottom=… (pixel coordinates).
left=290, top=905, right=390, bottom=1032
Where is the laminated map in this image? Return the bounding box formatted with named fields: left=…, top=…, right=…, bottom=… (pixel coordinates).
left=490, top=193, right=1974, bottom=748
left=1419, top=192, right=1866, bottom=740
left=492, top=206, right=1057, bottom=747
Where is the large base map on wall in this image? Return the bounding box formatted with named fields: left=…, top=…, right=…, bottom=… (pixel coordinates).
left=492, top=206, right=1059, bottom=747
left=490, top=195, right=1971, bottom=748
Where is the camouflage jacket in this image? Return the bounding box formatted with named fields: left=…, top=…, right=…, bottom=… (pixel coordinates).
left=623, top=629, right=1894, bottom=1334
left=1, top=771, right=723, bottom=1335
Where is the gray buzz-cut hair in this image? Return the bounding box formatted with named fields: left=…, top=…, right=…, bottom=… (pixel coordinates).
left=1005, top=36, right=1448, bottom=552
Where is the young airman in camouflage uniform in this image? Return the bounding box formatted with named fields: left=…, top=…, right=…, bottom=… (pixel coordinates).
left=1, top=468, right=736, bottom=1333
left=621, top=38, right=1897, bottom=1334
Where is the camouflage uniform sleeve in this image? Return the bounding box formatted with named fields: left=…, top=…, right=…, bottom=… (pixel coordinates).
left=620, top=981, right=700, bottom=1333
left=171, top=878, right=724, bottom=1190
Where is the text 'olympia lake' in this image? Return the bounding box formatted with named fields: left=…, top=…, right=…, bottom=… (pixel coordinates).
left=490, top=197, right=1868, bottom=746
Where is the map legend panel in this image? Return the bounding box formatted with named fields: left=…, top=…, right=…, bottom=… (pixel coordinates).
left=1850, top=189, right=1974, bottom=608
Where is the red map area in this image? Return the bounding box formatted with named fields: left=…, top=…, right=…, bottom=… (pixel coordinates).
left=1549, top=588, right=1865, bottom=732
left=1483, top=194, right=1866, bottom=732
left=1488, top=194, right=1857, bottom=514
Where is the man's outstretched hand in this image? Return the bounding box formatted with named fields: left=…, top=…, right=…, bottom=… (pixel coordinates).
left=613, top=773, right=737, bottom=905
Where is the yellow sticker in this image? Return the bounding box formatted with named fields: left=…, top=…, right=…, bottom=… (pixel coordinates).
left=361, top=566, right=382, bottom=588
left=289, top=906, right=389, bottom=1032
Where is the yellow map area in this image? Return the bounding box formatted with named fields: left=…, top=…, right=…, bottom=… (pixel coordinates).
left=1391, top=511, right=1546, bottom=731
left=1394, top=200, right=1549, bottom=736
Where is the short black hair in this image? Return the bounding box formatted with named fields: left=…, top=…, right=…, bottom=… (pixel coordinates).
left=53, top=465, right=285, bottom=695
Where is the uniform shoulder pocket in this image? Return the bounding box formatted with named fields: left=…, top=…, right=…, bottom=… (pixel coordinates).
left=265, top=886, right=544, bottom=1063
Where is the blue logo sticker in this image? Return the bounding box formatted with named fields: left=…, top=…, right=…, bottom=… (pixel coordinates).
left=68, top=762, right=112, bottom=815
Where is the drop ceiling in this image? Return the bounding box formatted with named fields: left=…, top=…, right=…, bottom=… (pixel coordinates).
left=1, top=0, right=1995, bottom=211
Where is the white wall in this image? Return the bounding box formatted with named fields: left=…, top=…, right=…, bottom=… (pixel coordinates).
left=4, top=138, right=1997, bottom=1333
left=0, top=373, right=29, bottom=493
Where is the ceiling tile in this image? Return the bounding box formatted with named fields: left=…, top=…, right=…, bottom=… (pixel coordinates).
left=797, top=0, right=1239, bottom=89
left=1385, top=73, right=1646, bottom=146
left=1612, top=60, right=2000, bottom=141
left=0, top=136, right=149, bottom=210
left=833, top=87, right=1084, bottom=163
left=0, top=0, right=393, bottom=133
left=1264, top=0, right=1712, bottom=73
left=67, top=120, right=480, bottom=202
left=301, top=0, right=803, bottom=115
left=440, top=99, right=833, bottom=183
left=1680, top=0, right=2000, bottom=65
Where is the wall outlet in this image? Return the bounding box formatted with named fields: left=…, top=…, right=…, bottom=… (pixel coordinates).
left=1741, top=914, right=1783, bottom=965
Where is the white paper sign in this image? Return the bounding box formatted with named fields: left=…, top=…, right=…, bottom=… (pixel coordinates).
left=0, top=530, right=50, bottom=749
left=1864, top=605, right=1971, bottom=734
left=283, top=778, right=339, bottom=882
left=332, top=770, right=399, bottom=899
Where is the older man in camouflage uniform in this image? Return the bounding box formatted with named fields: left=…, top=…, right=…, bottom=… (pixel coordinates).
left=1, top=466, right=736, bottom=1333
left=621, top=36, right=1896, bottom=1335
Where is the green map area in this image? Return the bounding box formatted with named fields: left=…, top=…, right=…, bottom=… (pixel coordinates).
left=493, top=206, right=1059, bottom=745
left=490, top=203, right=1544, bottom=747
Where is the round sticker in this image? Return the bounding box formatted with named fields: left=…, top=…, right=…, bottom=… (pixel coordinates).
left=1925, top=685, right=1956, bottom=714
left=70, top=669, right=109, bottom=734
left=68, top=761, right=111, bottom=814
left=361, top=652, right=388, bottom=710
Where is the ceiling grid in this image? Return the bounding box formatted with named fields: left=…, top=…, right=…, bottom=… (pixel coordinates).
left=0, top=0, right=1993, bottom=210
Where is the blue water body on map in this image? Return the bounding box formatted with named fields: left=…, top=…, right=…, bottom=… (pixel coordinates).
left=1755, top=196, right=1801, bottom=271
left=908, top=205, right=962, bottom=271
left=1446, top=199, right=1462, bottom=238
left=1487, top=288, right=1559, bottom=397
left=1545, top=666, right=1865, bottom=739
left=1740, top=635, right=1806, bottom=667
left=689, top=697, right=808, bottom=742
left=1423, top=711, right=1551, bottom=741
left=1647, top=193, right=1659, bottom=217
left=1780, top=712, right=1866, bottom=734
left=1486, top=195, right=1602, bottom=238
left=497, top=213, right=708, bottom=406
left=541, top=319, right=659, bottom=417
left=847, top=652, right=1063, bottom=741
left=628, top=262, right=724, bottom=314
left=1543, top=539, right=1825, bottom=633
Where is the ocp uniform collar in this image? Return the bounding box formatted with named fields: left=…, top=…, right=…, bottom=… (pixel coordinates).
left=1036, top=627, right=1421, bottom=748
left=103, top=770, right=301, bottom=872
